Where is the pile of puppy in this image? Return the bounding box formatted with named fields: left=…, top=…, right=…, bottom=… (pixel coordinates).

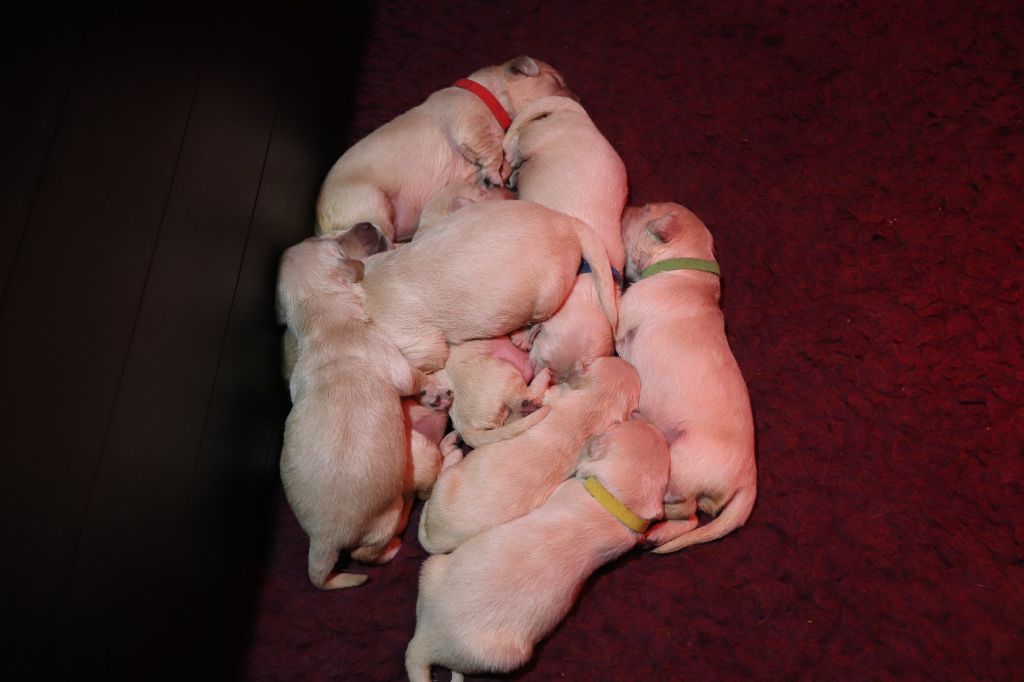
left=275, top=56, right=757, bottom=681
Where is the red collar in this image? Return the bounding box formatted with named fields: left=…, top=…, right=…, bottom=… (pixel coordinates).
left=453, top=78, right=512, bottom=130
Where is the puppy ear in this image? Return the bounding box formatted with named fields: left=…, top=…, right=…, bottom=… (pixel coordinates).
left=335, top=222, right=391, bottom=258
left=339, top=258, right=364, bottom=283
left=507, top=56, right=540, bottom=78
left=645, top=214, right=679, bottom=243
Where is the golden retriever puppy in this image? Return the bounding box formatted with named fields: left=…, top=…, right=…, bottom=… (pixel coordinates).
left=276, top=235, right=449, bottom=589
left=616, top=202, right=757, bottom=553
left=405, top=418, right=669, bottom=682
left=502, top=96, right=628, bottom=379
left=315, top=57, right=573, bottom=244
left=418, top=356, right=641, bottom=555
left=360, top=200, right=619, bottom=373
left=442, top=337, right=552, bottom=447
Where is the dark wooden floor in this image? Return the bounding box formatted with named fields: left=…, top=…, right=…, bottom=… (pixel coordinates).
left=0, top=5, right=368, bottom=678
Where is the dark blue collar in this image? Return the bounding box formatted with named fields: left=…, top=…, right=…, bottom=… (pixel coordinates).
left=579, top=259, right=623, bottom=287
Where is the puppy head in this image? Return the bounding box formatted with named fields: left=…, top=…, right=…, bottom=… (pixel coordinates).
left=275, top=235, right=365, bottom=327
left=417, top=181, right=515, bottom=234
left=470, top=56, right=576, bottom=118
left=503, top=95, right=590, bottom=174
left=621, top=202, right=716, bottom=282
left=574, top=418, right=671, bottom=523
left=564, top=356, right=640, bottom=418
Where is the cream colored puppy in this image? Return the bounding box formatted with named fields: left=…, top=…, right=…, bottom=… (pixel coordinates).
left=360, top=200, right=619, bottom=372
left=276, top=235, right=449, bottom=589
left=405, top=419, right=669, bottom=682
left=502, top=96, right=628, bottom=379
left=616, top=202, right=756, bottom=553
left=418, top=356, right=641, bottom=554
left=316, top=56, right=573, bottom=243
left=442, top=337, right=552, bottom=447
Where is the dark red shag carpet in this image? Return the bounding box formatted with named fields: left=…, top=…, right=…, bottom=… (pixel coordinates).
left=242, top=1, right=1023, bottom=679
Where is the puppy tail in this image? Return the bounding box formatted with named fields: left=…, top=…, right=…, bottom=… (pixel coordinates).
left=651, top=483, right=757, bottom=554
left=572, top=220, right=619, bottom=331
left=308, top=540, right=369, bottom=589
left=459, top=405, right=551, bottom=447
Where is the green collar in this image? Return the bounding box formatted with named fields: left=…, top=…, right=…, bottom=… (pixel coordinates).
left=640, top=257, right=721, bottom=279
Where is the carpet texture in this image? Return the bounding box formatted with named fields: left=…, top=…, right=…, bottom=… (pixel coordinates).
left=243, top=1, right=1023, bottom=679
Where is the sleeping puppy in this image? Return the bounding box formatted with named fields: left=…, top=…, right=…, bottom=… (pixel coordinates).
left=406, top=418, right=669, bottom=682
left=414, top=180, right=514, bottom=239
left=316, top=56, right=573, bottom=244
left=502, top=96, right=629, bottom=379
left=616, top=202, right=756, bottom=553
left=442, top=337, right=552, bottom=448
left=360, top=200, right=619, bottom=373
left=279, top=223, right=393, bottom=382
left=418, top=356, right=641, bottom=555
left=276, top=235, right=449, bottom=589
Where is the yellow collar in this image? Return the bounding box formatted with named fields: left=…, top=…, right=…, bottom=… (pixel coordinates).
left=582, top=476, right=650, bottom=533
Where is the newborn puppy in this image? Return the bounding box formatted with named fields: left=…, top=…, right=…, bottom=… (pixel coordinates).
left=276, top=235, right=448, bottom=589
left=279, top=223, right=392, bottom=382
left=502, top=96, right=628, bottom=379
left=419, top=356, right=641, bottom=554
left=414, top=180, right=515, bottom=239
left=442, top=337, right=552, bottom=448
left=360, top=200, right=618, bottom=372
left=316, top=56, right=573, bottom=244
left=616, top=202, right=756, bottom=553
left=406, top=418, right=669, bottom=682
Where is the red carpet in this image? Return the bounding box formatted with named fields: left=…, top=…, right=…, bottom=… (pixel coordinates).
left=243, top=1, right=1023, bottom=679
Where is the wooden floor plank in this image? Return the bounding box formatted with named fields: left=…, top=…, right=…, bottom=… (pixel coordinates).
left=48, top=12, right=285, bottom=678
left=0, top=15, right=203, bottom=673
left=0, top=24, right=81, bottom=297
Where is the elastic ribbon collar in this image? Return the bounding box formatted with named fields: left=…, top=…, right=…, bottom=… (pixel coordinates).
left=640, top=257, right=720, bottom=280
left=453, top=79, right=512, bottom=130
left=582, top=476, right=650, bottom=533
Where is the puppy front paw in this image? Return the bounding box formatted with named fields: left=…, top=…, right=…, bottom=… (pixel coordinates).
left=520, top=398, right=543, bottom=416
left=419, top=374, right=453, bottom=412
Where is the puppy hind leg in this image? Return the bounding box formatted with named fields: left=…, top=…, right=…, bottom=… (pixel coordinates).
left=643, top=517, right=699, bottom=553
left=410, top=429, right=442, bottom=499
left=351, top=536, right=402, bottom=565
left=307, top=539, right=367, bottom=589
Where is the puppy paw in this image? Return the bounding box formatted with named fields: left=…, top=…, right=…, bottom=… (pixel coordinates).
left=643, top=516, right=699, bottom=550
left=520, top=398, right=543, bottom=416
left=510, top=325, right=538, bottom=351
left=419, top=375, right=453, bottom=411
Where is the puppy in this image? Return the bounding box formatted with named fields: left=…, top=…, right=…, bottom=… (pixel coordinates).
left=442, top=337, right=552, bottom=448
left=359, top=200, right=619, bottom=372
left=414, top=180, right=514, bottom=239
left=276, top=235, right=449, bottom=588
left=502, top=96, right=629, bottom=378
left=316, top=56, right=574, bottom=244
left=406, top=419, right=669, bottom=682
left=616, top=202, right=756, bottom=553
left=279, top=223, right=392, bottom=383
left=418, top=356, right=641, bottom=554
